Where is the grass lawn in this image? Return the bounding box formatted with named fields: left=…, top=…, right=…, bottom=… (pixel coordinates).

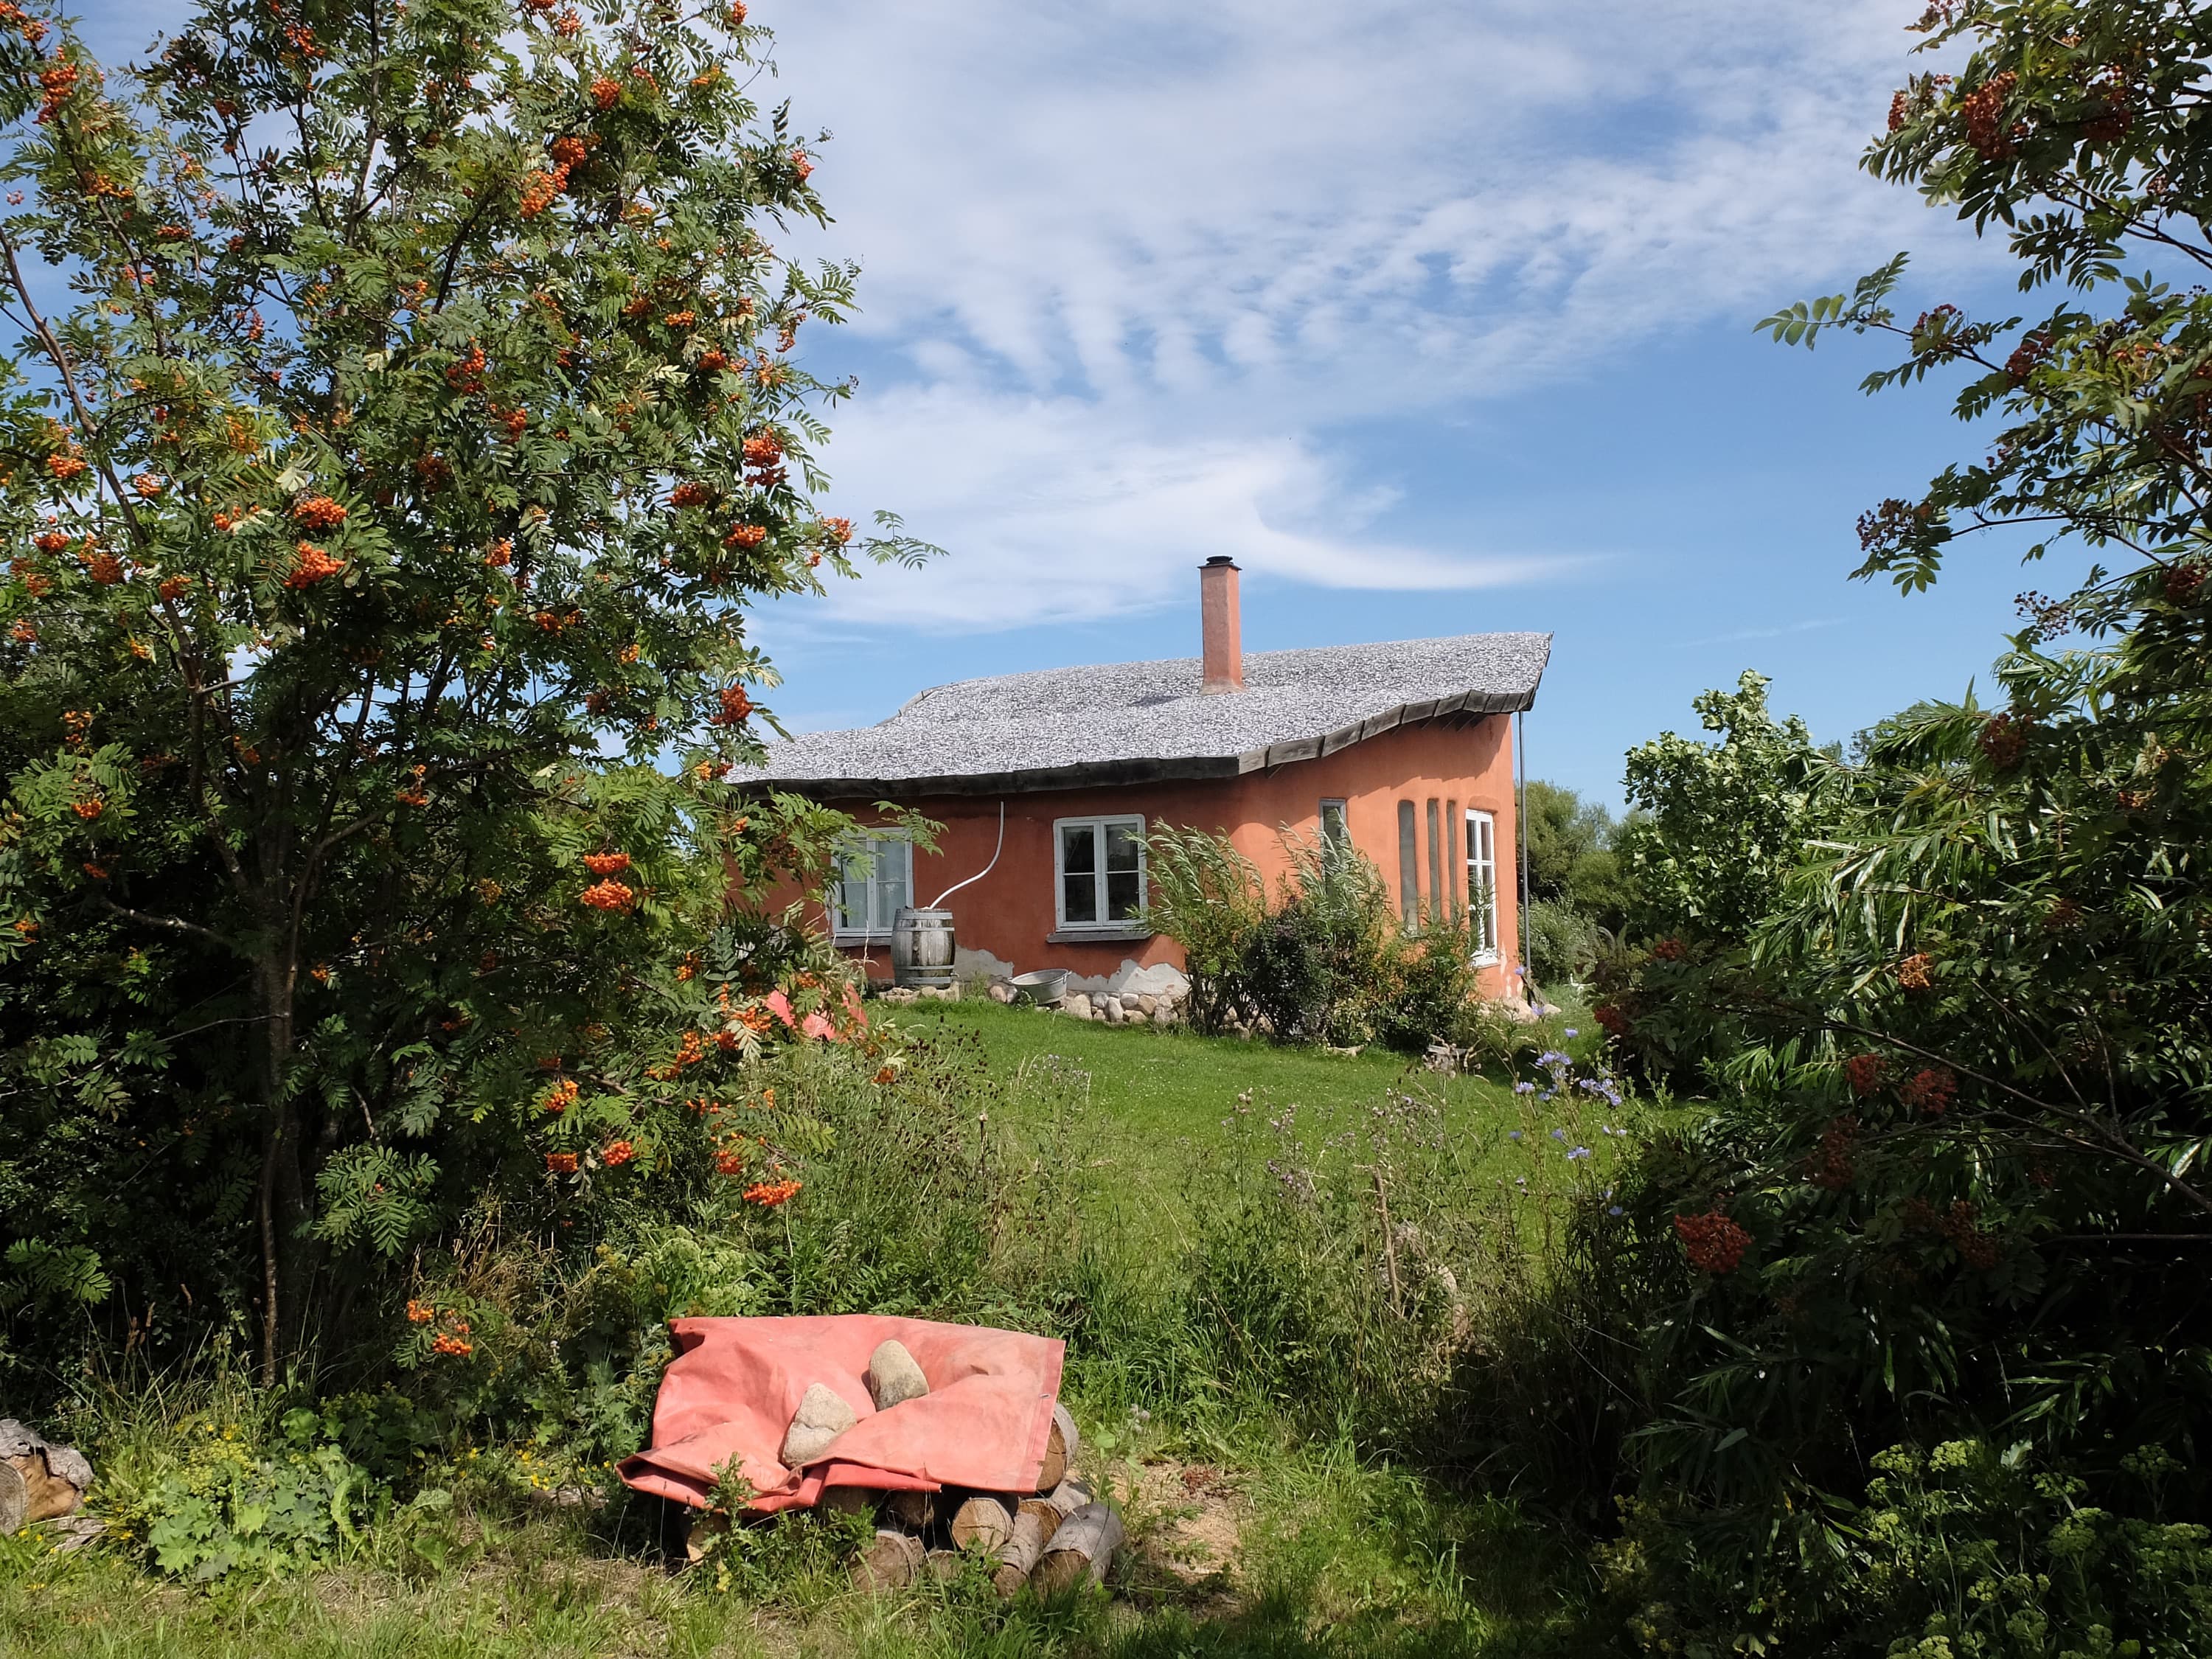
left=891, top=999, right=1632, bottom=1226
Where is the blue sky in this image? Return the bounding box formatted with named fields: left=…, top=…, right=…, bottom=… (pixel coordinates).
left=84, top=0, right=2076, bottom=807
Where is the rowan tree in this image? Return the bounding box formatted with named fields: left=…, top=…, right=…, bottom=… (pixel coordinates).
left=0, top=0, right=924, bottom=1381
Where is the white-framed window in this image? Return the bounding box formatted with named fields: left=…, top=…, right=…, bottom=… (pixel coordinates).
left=1319, top=799, right=1349, bottom=849
left=1055, top=815, right=1146, bottom=930
left=1464, top=809, right=1498, bottom=964
left=831, top=832, right=912, bottom=942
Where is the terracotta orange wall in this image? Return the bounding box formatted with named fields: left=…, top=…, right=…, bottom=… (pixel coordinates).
left=781, top=714, right=1525, bottom=1001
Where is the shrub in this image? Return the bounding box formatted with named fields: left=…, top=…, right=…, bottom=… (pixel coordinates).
left=1144, top=825, right=1266, bottom=1034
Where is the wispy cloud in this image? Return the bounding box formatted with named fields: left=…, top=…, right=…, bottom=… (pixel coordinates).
left=1680, top=616, right=1848, bottom=648
left=751, top=0, right=1995, bottom=631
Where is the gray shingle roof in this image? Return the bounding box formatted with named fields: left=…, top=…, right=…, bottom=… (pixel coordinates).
left=745, top=633, right=1551, bottom=799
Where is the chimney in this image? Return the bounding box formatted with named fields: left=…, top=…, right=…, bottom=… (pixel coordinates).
left=1200, top=556, right=1243, bottom=693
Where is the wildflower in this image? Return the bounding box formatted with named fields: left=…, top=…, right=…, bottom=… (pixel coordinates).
left=1563, top=1028, right=1579, bottom=1039
left=1607, top=1205, right=1624, bottom=1217
left=1506, top=1129, right=1523, bottom=1141
left=1550, top=1127, right=1568, bottom=1142
left=582, top=851, right=632, bottom=876
left=1566, top=1146, right=1591, bottom=1161
left=601, top=1139, right=636, bottom=1167
left=1674, top=1210, right=1750, bottom=1274
left=546, top=1151, right=579, bottom=1174
left=580, top=879, right=635, bottom=911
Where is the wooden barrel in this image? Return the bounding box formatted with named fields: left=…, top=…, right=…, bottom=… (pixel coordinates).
left=890, top=907, right=956, bottom=989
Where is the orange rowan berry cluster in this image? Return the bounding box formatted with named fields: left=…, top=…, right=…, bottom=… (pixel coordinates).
left=723, top=523, right=767, bottom=550
left=47, top=452, right=88, bottom=481
left=448, top=341, right=489, bottom=394
left=711, top=685, right=752, bottom=726
left=663, top=310, right=696, bottom=329
left=1674, top=1210, right=1750, bottom=1274
left=35, top=60, right=77, bottom=123
left=1960, top=70, right=2019, bottom=159
left=821, top=517, right=853, bottom=546
left=546, top=1151, right=579, bottom=1174
left=602, top=1139, right=636, bottom=1167
left=741, top=433, right=782, bottom=468
left=789, top=150, right=813, bottom=182
left=582, top=851, right=632, bottom=876
left=2167, top=562, right=2206, bottom=605
left=743, top=1178, right=801, bottom=1207
left=592, top=75, right=621, bottom=109
left=1896, top=953, right=1934, bottom=992
left=292, top=494, right=347, bottom=529
left=669, top=481, right=711, bottom=507
left=406, top=1298, right=437, bottom=1324
left=580, top=878, right=636, bottom=911
left=85, top=551, right=124, bottom=584
left=71, top=797, right=104, bottom=821
left=484, top=539, right=512, bottom=568
left=1651, top=937, right=1686, bottom=963
left=430, top=1331, right=473, bottom=1356
left=1593, top=1003, right=1630, bottom=1037
left=540, top=1077, right=580, bottom=1113
left=158, top=574, right=190, bottom=601
left=285, top=542, right=346, bottom=588
left=698, top=349, right=729, bottom=373
left=32, top=529, right=69, bottom=554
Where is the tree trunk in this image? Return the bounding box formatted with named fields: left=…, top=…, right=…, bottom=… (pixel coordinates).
left=256, top=953, right=311, bottom=1388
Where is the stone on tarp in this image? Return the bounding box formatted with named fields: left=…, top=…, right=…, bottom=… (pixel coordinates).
left=779, top=1382, right=858, bottom=1469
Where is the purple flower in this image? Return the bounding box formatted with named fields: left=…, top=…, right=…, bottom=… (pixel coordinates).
left=1567, top=1146, right=1591, bottom=1161
left=1564, top=1029, right=1579, bottom=1038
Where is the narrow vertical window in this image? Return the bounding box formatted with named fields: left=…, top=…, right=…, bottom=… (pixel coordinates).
left=1425, top=799, right=1443, bottom=925
left=1444, top=800, right=1460, bottom=923
left=1319, top=799, right=1349, bottom=849
left=1397, top=799, right=1419, bottom=927
left=1464, top=809, right=1498, bottom=962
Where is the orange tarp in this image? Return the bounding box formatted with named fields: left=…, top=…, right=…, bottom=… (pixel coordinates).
left=616, top=1315, right=1065, bottom=1514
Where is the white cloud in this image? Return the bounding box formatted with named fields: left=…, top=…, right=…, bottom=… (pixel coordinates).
left=749, top=0, right=1998, bottom=630
left=790, top=383, right=1589, bottom=633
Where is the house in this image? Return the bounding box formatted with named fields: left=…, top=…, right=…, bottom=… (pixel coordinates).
left=746, top=557, right=1551, bottom=1002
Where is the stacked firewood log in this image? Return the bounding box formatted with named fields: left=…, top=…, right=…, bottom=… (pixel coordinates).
left=0, top=1420, right=96, bottom=1545
left=694, top=1339, right=1124, bottom=1596
left=844, top=1396, right=1121, bottom=1596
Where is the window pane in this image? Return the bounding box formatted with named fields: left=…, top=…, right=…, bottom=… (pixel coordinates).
left=1103, top=821, right=1141, bottom=873
left=1105, top=870, right=1141, bottom=921
left=1063, top=871, right=1098, bottom=924
left=1061, top=824, right=1096, bottom=877
left=872, top=838, right=909, bottom=925
left=1321, top=800, right=1347, bottom=847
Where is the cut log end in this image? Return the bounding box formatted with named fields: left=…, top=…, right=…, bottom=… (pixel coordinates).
left=1042, top=1475, right=1093, bottom=1519
left=885, top=1488, right=938, bottom=1531
left=853, top=1527, right=926, bottom=1591
left=0, top=1462, right=25, bottom=1537
left=948, top=1493, right=1015, bottom=1555
left=990, top=1506, right=1057, bottom=1598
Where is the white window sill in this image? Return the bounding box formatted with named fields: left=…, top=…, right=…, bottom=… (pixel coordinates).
left=1048, top=926, right=1154, bottom=945
left=1471, top=953, right=1500, bottom=968
left=834, top=933, right=894, bottom=947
